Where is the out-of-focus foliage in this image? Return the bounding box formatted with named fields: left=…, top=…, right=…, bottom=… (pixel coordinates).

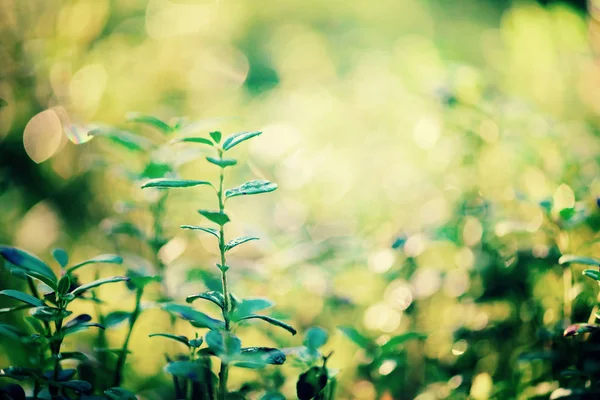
left=2, top=0, right=600, bottom=399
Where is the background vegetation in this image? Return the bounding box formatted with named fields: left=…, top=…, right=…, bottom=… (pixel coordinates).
left=2, top=0, right=600, bottom=399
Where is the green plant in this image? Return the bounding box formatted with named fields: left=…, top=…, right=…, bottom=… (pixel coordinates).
left=0, top=246, right=131, bottom=399
left=140, top=128, right=297, bottom=399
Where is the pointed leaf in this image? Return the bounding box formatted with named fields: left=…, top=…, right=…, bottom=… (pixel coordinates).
left=559, top=255, right=600, bottom=267
left=59, top=352, right=89, bottom=361
left=58, top=380, right=92, bottom=393
left=62, top=322, right=105, bottom=337
left=0, top=246, right=57, bottom=289
left=205, top=330, right=241, bottom=358
left=186, top=291, right=225, bottom=309
left=238, top=315, right=296, bottom=335
left=210, top=131, right=222, bottom=143
left=338, top=326, right=373, bottom=350
left=141, top=178, right=212, bottom=189
left=198, top=210, right=230, bottom=226
left=63, top=314, right=92, bottom=329
left=52, top=248, right=69, bottom=268
left=583, top=269, right=600, bottom=281
left=67, top=254, right=123, bottom=273
left=225, top=180, right=278, bottom=199
left=126, top=112, right=172, bottom=134
left=171, top=137, right=214, bottom=146
left=230, top=298, right=273, bottom=321
left=225, top=236, right=259, bottom=252
left=0, top=290, right=44, bottom=307
left=161, top=303, right=224, bottom=330
left=206, top=156, right=237, bottom=168
left=0, top=305, right=31, bottom=314
left=70, top=276, right=129, bottom=296
left=0, top=323, right=27, bottom=341
left=149, top=333, right=190, bottom=348
left=57, top=274, right=71, bottom=295
left=181, top=225, right=220, bottom=239
left=304, top=327, right=328, bottom=350
left=381, top=332, right=427, bottom=353
left=126, top=272, right=161, bottom=290
left=234, top=347, right=286, bottom=368
left=105, top=311, right=132, bottom=328
left=164, top=361, right=212, bottom=381
left=105, top=387, right=138, bottom=400
left=222, top=131, right=262, bottom=151
left=29, top=306, right=72, bottom=322
left=89, top=128, right=154, bottom=152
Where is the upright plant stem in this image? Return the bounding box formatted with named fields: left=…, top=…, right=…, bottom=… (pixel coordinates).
left=216, top=149, right=230, bottom=400
left=114, top=287, right=143, bottom=387
left=50, top=302, right=64, bottom=399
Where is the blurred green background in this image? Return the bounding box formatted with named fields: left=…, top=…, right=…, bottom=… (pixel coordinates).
left=3, top=0, right=600, bottom=399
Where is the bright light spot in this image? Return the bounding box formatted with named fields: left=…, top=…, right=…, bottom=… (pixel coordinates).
left=53, top=106, right=94, bottom=144
left=404, top=234, right=427, bottom=257
left=463, top=217, right=483, bottom=246
left=479, top=119, right=499, bottom=143
left=15, top=202, right=61, bottom=253
left=364, top=303, right=401, bottom=332
left=378, top=359, right=397, bottom=376
left=353, top=380, right=376, bottom=400
left=146, top=0, right=213, bottom=38
left=69, top=64, right=108, bottom=118
left=420, top=197, right=447, bottom=226
left=448, top=375, right=463, bottom=389
left=189, top=46, right=250, bottom=91
left=411, top=268, right=441, bottom=299
left=452, top=339, right=468, bottom=355
left=470, top=373, right=492, bottom=400
left=158, top=237, right=187, bottom=265
left=455, top=247, right=474, bottom=269
left=444, top=269, right=470, bottom=297
left=553, top=183, right=575, bottom=211
left=385, top=280, right=413, bottom=310
left=23, top=109, right=63, bottom=163
left=368, top=249, right=396, bottom=273
left=413, top=115, right=441, bottom=149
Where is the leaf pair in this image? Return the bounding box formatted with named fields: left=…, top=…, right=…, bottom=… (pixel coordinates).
left=172, top=131, right=261, bottom=152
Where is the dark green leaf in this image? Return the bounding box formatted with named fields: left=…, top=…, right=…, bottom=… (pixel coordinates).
left=171, top=137, right=214, bottom=146
left=52, top=248, right=69, bottom=268
left=205, top=330, right=241, bottom=358
left=296, top=366, right=328, bottom=400
left=583, top=269, right=600, bottom=281
left=126, top=112, right=172, bottom=134
left=225, top=180, right=277, bottom=199
left=105, top=387, right=138, bottom=400
left=61, top=321, right=104, bottom=337
left=0, top=304, right=31, bottom=314
left=105, top=311, right=132, bottom=328
left=189, top=337, right=204, bottom=348
left=210, top=131, right=222, bottom=143
left=181, top=225, right=220, bottom=239
left=29, top=306, right=72, bottom=322
left=57, top=275, right=71, bottom=295
left=64, top=314, right=92, bottom=328
left=67, top=254, right=123, bottom=273
left=198, top=210, right=230, bottom=226
left=564, top=323, right=600, bottom=337
left=161, top=303, right=224, bottom=330
left=164, top=361, right=210, bottom=381
left=231, top=298, right=273, bottom=321
left=70, top=276, right=129, bottom=296
left=139, top=161, right=173, bottom=180
left=261, top=392, right=286, bottom=400
left=43, top=368, right=76, bottom=382
left=149, top=333, right=190, bottom=348
left=381, top=332, right=427, bottom=353
left=0, top=99, right=7, bottom=108
left=0, top=289, right=44, bottom=307
left=237, top=315, right=296, bottom=335
left=0, top=246, right=57, bottom=289
left=186, top=291, right=225, bottom=309
left=0, top=323, right=27, bottom=341
left=304, top=327, right=328, bottom=350
left=225, top=237, right=259, bottom=252
left=234, top=347, right=286, bottom=368
left=559, top=255, right=600, bottom=267
left=222, top=131, right=261, bottom=151
left=0, top=367, right=37, bottom=381
left=89, top=128, right=154, bottom=152
left=206, top=156, right=237, bottom=168
left=59, top=352, right=89, bottom=361
left=126, top=272, right=161, bottom=290
left=338, top=326, right=373, bottom=350
left=58, top=380, right=92, bottom=393
left=141, top=178, right=212, bottom=189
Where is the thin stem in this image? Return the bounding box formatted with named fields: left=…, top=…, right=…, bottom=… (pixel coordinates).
left=26, top=278, right=52, bottom=334
left=113, top=287, right=143, bottom=387
left=216, top=148, right=230, bottom=400
left=50, top=305, right=64, bottom=399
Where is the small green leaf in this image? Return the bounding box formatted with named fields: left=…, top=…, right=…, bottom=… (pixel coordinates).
left=234, top=347, right=286, bottom=368
left=238, top=315, right=296, bottom=335
left=186, top=291, right=225, bottom=309
left=62, top=322, right=105, bottom=337
left=126, top=271, right=161, bottom=290
left=583, top=269, right=600, bottom=281
left=206, top=330, right=241, bottom=357
left=58, top=380, right=92, bottom=393
left=210, top=131, right=222, bottom=143
left=89, top=128, right=154, bottom=152
left=70, top=276, right=130, bottom=296
left=64, top=314, right=92, bottom=328
left=126, top=112, right=172, bottom=134
left=29, top=306, right=72, bottom=322
left=198, top=210, right=230, bottom=226
left=225, top=180, right=278, bottom=199
left=381, top=332, right=427, bottom=353
left=189, top=337, right=204, bottom=348
left=52, top=248, right=69, bottom=268
left=105, top=387, right=138, bottom=400
left=67, top=254, right=123, bottom=273
left=164, top=361, right=208, bottom=381
left=296, top=366, right=328, bottom=400
left=141, top=178, right=212, bottom=189
left=0, top=290, right=45, bottom=307
left=149, top=333, right=190, bottom=348
left=222, top=131, right=262, bottom=151
left=338, top=326, right=373, bottom=350
left=181, top=225, right=220, bottom=239
left=171, top=137, right=214, bottom=146
left=105, top=311, right=132, bottom=328
left=230, top=298, right=273, bottom=321
left=0, top=246, right=57, bottom=289
left=304, top=327, right=328, bottom=350
left=206, top=156, right=237, bottom=168
left=161, top=303, right=224, bottom=330
left=225, top=236, right=259, bottom=252
left=57, top=275, right=71, bottom=295
left=559, top=255, right=600, bottom=267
